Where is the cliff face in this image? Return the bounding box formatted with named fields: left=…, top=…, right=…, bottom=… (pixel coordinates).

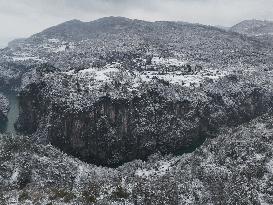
left=0, top=93, right=9, bottom=132
left=15, top=83, right=45, bottom=134
left=16, top=71, right=273, bottom=166
left=17, top=86, right=204, bottom=166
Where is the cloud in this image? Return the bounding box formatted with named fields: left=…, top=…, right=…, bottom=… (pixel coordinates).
left=0, top=0, right=273, bottom=47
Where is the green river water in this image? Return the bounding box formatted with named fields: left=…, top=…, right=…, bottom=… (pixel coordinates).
left=0, top=91, right=19, bottom=135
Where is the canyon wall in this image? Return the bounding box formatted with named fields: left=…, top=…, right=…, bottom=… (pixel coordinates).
left=16, top=73, right=273, bottom=166
left=0, top=93, right=9, bottom=132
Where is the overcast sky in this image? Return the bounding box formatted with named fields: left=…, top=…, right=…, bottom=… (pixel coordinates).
left=1, top=0, right=273, bottom=47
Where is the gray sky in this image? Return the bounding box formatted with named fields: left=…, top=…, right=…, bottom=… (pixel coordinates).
left=1, top=0, right=273, bottom=48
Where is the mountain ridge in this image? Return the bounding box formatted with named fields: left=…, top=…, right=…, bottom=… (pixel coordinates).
left=230, top=19, right=273, bottom=36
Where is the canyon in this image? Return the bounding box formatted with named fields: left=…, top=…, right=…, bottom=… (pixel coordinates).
left=1, top=17, right=273, bottom=204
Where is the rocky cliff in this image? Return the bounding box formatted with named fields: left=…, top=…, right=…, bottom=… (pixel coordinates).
left=16, top=69, right=273, bottom=166
left=0, top=93, right=9, bottom=132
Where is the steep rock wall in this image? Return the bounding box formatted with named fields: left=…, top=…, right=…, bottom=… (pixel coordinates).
left=16, top=74, right=273, bottom=166
left=0, top=93, right=9, bottom=132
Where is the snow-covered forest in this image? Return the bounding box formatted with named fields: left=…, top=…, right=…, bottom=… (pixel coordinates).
left=1, top=15, right=273, bottom=204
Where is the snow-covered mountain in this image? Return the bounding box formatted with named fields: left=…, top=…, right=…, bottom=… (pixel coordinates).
left=230, top=19, right=273, bottom=45
left=230, top=19, right=273, bottom=36
left=1, top=17, right=273, bottom=165
left=1, top=17, right=272, bottom=90
left=1, top=16, right=273, bottom=204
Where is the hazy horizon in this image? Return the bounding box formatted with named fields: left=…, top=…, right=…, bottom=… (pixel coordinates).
left=1, top=0, right=273, bottom=48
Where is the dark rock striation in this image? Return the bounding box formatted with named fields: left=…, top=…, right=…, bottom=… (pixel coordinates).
left=0, top=93, right=9, bottom=119
left=0, top=93, right=9, bottom=132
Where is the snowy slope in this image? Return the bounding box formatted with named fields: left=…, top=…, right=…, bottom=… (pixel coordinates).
left=1, top=114, right=273, bottom=204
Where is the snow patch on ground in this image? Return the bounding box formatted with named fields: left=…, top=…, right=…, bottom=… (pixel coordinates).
left=48, top=38, right=60, bottom=43
left=10, top=168, right=19, bottom=183
left=135, top=160, right=173, bottom=178
left=77, top=61, right=229, bottom=89
left=53, top=45, right=67, bottom=53
left=266, top=159, right=273, bottom=173
left=12, top=56, right=41, bottom=61
left=79, top=64, right=120, bottom=82
left=11, top=52, right=42, bottom=62
left=152, top=56, right=187, bottom=66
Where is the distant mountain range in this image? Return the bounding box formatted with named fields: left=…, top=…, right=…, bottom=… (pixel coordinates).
left=229, top=19, right=273, bottom=45
left=3, top=18, right=273, bottom=49
left=4, top=17, right=271, bottom=67
left=230, top=19, right=273, bottom=36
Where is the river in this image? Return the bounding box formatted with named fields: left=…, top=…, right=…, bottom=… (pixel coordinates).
left=0, top=91, right=19, bottom=135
